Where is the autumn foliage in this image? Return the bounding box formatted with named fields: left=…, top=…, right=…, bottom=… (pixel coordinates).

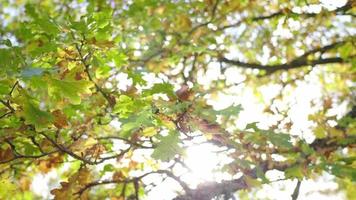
left=0, top=0, right=355, bottom=200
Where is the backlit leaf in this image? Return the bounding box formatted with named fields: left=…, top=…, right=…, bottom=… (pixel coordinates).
left=49, top=78, right=93, bottom=105
left=152, top=132, right=182, bottom=161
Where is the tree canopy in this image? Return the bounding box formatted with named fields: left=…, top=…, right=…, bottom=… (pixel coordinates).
left=0, top=0, right=355, bottom=199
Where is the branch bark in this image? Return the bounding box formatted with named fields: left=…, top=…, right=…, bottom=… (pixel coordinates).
left=218, top=1, right=354, bottom=30
left=219, top=41, right=352, bottom=73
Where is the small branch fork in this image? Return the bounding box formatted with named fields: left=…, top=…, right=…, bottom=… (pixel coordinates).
left=70, top=32, right=115, bottom=107
left=0, top=81, right=18, bottom=119
left=75, top=169, right=191, bottom=198
left=38, top=131, right=130, bottom=165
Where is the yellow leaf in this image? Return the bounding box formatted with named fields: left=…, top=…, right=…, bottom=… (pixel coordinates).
left=70, top=137, right=98, bottom=154
left=154, top=5, right=166, bottom=15
left=176, top=14, right=192, bottom=31
left=142, top=127, right=157, bottom=137
left=314, top=126, right=326, bottom=139
left=244, top=176, right=262, bottom=187
left=158, top=114, right=176, bottom=130
left=330, top=128, right=343, bottom=137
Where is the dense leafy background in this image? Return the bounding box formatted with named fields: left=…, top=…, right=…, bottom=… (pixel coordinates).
left=0, top=0, right=355, bottom=200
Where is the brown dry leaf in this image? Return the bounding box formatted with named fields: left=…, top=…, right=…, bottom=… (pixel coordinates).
left=192, top=27, right=208, bottom=42
left=75, top=72, right=85, bottom=80
left=0, top=147, right=14, bottom=162
left=112, top=171, right=125, bottom=181
left=40, top=139, right=53, bottom=152
left=51, top=182, right=72, bottom=200
left=52, top=110, right=68, bottom=129
left=57, top=60, right=68, bottom=68
left=64, top=47, right=77, bottom=59
left=176, top=85, right=193, bottom=101
left=77, top=167, right=92, bottom=185
left=88, top=38, right=115, bottom=48
left=19, top=176, right=31, bottom=191
left=37, top=153, right=63, bottom=173
left=193, top=118, right=222, bottom=134
left=177, top=113, right=191, bottom=133
left=51, top=167, right=92, bottom=200
left=70, top=137, right=98, bottom=155
left=111, top=197, right=125, bottom=200
left=263, top=107, right=274, bottom=114
left=284, top=121, right=293, bottom=130
left=204, top=0, right=214, bottom=6
left=129, top=160, right=139, bottom=169
left=323, top=97, right=333, bottom=109
left=85, top=144, right=106, bottom=159
left=121, top=86, right=138, bottom=97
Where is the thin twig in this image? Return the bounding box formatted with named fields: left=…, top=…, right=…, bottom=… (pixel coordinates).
left=291, top=180, right=302, bottom=200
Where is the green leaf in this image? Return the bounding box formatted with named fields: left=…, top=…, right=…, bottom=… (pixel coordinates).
left=70, top=21, right=88, bottom=33
left=0, top=39, right=12, bottom=47
left=0, top=178, right=17, bottom=198
left=21, top=67, right=45, bottom=79
left=285, top=165, right=304, bottom=180
left=25, top=4, right=38, bottom=19
left=213, top=104, right=242, bottom=117
left=0, top=80, right=11, bottom=95
left=23, top=99, right=53, bottom=131
left=93, top=9, right=113, bottom=28
left=340, top=42, right=353, bottom=60
left=235, top=158, right=254, bottom=169
left=37, top=18, right=60, bottom=35
left=48, top=78, right=93, bottom=105
left=330, top=164, right=356, bottom=181
left=95, top=65, right=111, bottom=78
left=127, top=70, right=146, bottom=85
left=300, top=142, right=314, bottom=155
left=143, top=83, right=175, bottom=98
left=120, top=109, right=155, bottom=138
left=314, top=126, right=326, bottom=139
left=22, top=140, right=38, bottom=155
left=256, top=166, right=269, bottom=183
left=113, top=95, right=135, bottom=118
left=245, top=122, right=259, bottom=131
left=103, top=164, right=115, bottom=173
left=194, top=104, right=242, bottom=122
left=265, top=131, right=293, bottom=148
left=152, top=132, right=182, bottom=161
left=244, top=176, right=262, bottom=187
left=120, top=121, right=140, bottom=138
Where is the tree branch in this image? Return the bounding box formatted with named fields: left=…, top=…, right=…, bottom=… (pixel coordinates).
left=76, top=169, right=191, bottom=197
left=39, top=132, right=129, bottom=165
left=219, top=40, right=353, bottom=73
left=221, top=57, right=347, bottom=73
left=291, top=180, right=302, bottom=200
left=218, top=1, right=354, bottom=30
left=70, top=32, right=115, bottom=107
